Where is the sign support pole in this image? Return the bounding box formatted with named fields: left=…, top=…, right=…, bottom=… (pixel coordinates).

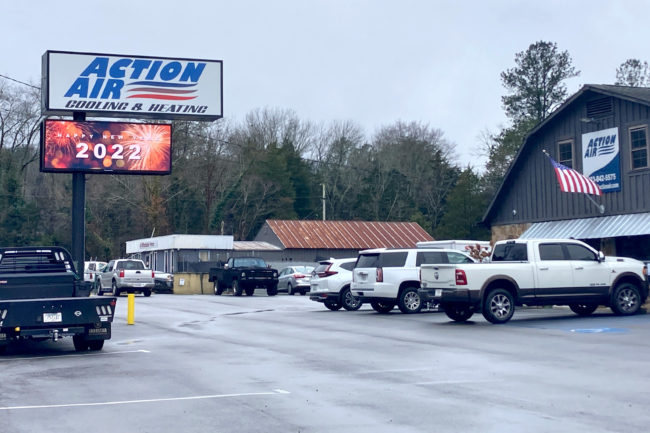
left=71, top=112, right=86, bottom=274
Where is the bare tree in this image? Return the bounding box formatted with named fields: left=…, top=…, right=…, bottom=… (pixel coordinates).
left=615, top=59, right=650, bottom=87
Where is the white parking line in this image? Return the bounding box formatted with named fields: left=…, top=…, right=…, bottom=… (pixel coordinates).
left=0, top=349, right=150, bottom=362
left=0, top=390, right=290, bottom=411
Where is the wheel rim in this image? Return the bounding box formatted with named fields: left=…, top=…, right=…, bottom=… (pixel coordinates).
left=489, top=294, right=511, bottom=319
left=404, top=291, right=420, bottom=311
left=344, top=290, right=359, bottom=308
left=617, top=287, right=639, bottom=313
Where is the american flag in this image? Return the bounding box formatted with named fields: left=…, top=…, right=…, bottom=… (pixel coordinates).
left=549, top=157, right=602, bottom=196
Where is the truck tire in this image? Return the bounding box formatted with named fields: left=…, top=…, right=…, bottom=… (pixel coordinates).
left=398, top=287, right=422, bottom=314
left=482, top=288, right=515, bottom=324
left=233, top=280, right=243, bottom=296
left=569, top=303, right=598, bottom=316
left=610, top=282, right=641, bottom=315
left=341, top=287, right=362, bottom=311
left=245, top=287, right=255, bottom=296
left=371, top=301, right=395, bottom=314
left=267, top=284, right=278, bottom=296
left=73, top=335, right=88, bottom=351
left=442, top=303, right=474, bottom=322
left=143, top=289, right=152, bottom=297
left=111, top=281, right=121, bottom=297
left=214, top=281, right=224, bottom=296
left=87, top=340, right=104, bottom=351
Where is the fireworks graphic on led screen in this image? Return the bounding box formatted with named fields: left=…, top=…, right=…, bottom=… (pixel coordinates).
left=42, top=120, right=171, bottom=174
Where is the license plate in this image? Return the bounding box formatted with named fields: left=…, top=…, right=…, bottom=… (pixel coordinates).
left=43, top=312, right=62, bottom=323
left=435, top=289, right=442, bottom=297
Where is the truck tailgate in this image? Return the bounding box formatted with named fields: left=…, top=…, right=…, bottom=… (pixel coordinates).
left=420, top=264, right=458, bottom=288
left=0, top=296, right=117, bottom=328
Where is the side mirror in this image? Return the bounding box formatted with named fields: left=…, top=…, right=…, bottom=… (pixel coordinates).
left=598, top=251, right=605, bottom=262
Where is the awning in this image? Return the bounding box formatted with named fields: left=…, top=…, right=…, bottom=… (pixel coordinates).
left=519, top=213, right=650, bottom=240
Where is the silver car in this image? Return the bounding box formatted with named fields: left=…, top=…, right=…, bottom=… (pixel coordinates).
left=278, top=265, right=314, bottom=295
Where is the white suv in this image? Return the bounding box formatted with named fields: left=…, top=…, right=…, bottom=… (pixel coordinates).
left=309, top=258, right=361, bottom=311
left=351, top=248, right=475, bottom=313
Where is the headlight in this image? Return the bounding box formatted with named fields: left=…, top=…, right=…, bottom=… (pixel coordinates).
left=241, top=272, right=246, bottom=277
left=273, top=272, right=278, bottom=277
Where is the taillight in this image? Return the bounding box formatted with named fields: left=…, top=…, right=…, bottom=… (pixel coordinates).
left=119, top=269, right=124, bottom=278
left=152, top=270, right=155, bottom=278
left=294, top=273, right=306, bottom=279
left=455, top=269, right=467, bottom=285
left=318, top=264, right=338, bottom=278
left=376, top=267, right=383, bottom=283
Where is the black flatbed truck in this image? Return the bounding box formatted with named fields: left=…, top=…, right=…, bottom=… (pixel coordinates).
left=0, top=246, right=117, bottom=353
left=209, top=257, right=279, bottom=296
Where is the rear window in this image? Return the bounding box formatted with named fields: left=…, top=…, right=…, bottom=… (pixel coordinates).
left=356, top=252, right=407, bottom=268
left=116, top=260, right=146, bottom=270
left=313, top=263, right=331, bottom=274
left=339, top=261, right=355, bottom=271
left=492, top=243, right=528, bottom=262
left=416, top=251, right=447, bottom=266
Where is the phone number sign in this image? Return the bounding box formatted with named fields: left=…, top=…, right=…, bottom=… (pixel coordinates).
left=41, top=119, right=172, bottom=175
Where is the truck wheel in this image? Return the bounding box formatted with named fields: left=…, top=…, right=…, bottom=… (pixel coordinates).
left=88, top=340, right=105, bottom=351
left=569, top=303, right=598, bottom=316
left=482, top=288, right=515, bottom=324
left=325, top=300, right=342, bottom=311
left=233, top=280, right=243, bottom=296
left=442, top=303, right=474, bottom=322
left=73, top=335, right=88, bottom=351
left=214, top=281, right=224, bottom=296
left=371, top=301, right=395, bottom=314
left=341, top=287, right=362, bottom=311
left=111, top=281, right=121, bottom=296
left=398, top=287, right=422, bottom=314
left=610, top=283, right=641, bottom=315
left=267, top=285, right=278, bottom=296
left=287, top=283, right=294, bottom=295
left=143, top=289, right=152, bottom=297
left=245, top=287, right=255, bottom=296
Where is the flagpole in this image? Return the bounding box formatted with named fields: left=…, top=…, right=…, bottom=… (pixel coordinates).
left=542, top=149, right=605, bottom=214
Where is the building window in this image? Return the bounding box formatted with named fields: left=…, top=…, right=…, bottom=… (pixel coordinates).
left=630, top=126, right=648, bottom=169
left=558, top=140, right=573, bottom=168
left=199, top=250, right=210, bottom=262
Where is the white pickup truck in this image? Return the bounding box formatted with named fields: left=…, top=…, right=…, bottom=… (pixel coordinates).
left=419, top=238, right=648, bottom=324
left=96, top=259, right=155, bottom=297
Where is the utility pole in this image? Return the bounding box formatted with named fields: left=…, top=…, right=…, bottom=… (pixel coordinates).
left=322, top=183, right=326, bottom=221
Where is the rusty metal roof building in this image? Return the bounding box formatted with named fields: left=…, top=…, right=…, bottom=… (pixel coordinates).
left=255, top=220, right=433, bottom=250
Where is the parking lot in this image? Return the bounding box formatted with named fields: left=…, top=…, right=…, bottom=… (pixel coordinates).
left=1, top=292, right=649, bottom=433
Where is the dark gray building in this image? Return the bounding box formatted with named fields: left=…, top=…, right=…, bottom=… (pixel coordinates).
left=484, top=84, right=650, bottom=260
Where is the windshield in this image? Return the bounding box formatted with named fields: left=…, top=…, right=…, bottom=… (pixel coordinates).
left=232, top=258, right=267, bottom=268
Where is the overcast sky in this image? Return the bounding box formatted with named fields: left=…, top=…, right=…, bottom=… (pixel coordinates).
left=2, top=0, right=649, bottom=167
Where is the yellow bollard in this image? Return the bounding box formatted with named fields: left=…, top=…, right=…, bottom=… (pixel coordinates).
left=127, top=293, right=135, bottom=325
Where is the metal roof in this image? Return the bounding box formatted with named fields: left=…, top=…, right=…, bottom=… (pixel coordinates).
left=519, top=213, right=650, bottom=240
left=233, top=241, right=282, bottom=251
left=265, top=220, right=433, bottom=249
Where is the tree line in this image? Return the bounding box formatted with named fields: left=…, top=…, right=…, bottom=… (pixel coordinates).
left=0, top=42, right=647, bottom=260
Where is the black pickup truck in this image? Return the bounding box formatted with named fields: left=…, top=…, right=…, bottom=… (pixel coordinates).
left=209, top=257, right=279, bottom=296
left=0, top=247, right=117, bottom=353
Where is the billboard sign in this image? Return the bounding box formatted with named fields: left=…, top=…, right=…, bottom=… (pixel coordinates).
left=41, top=119, right=172, bottom=175
left=42, top=50, right=222, bottom=120
left=582, top=127, right=621, bottom=192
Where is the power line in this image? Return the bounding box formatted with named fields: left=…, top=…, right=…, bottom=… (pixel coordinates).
left=0, top=74, right=40, bottom=90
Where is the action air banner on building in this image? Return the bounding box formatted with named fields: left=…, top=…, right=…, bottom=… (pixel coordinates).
left=581, top=127, right=621, bottom=192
